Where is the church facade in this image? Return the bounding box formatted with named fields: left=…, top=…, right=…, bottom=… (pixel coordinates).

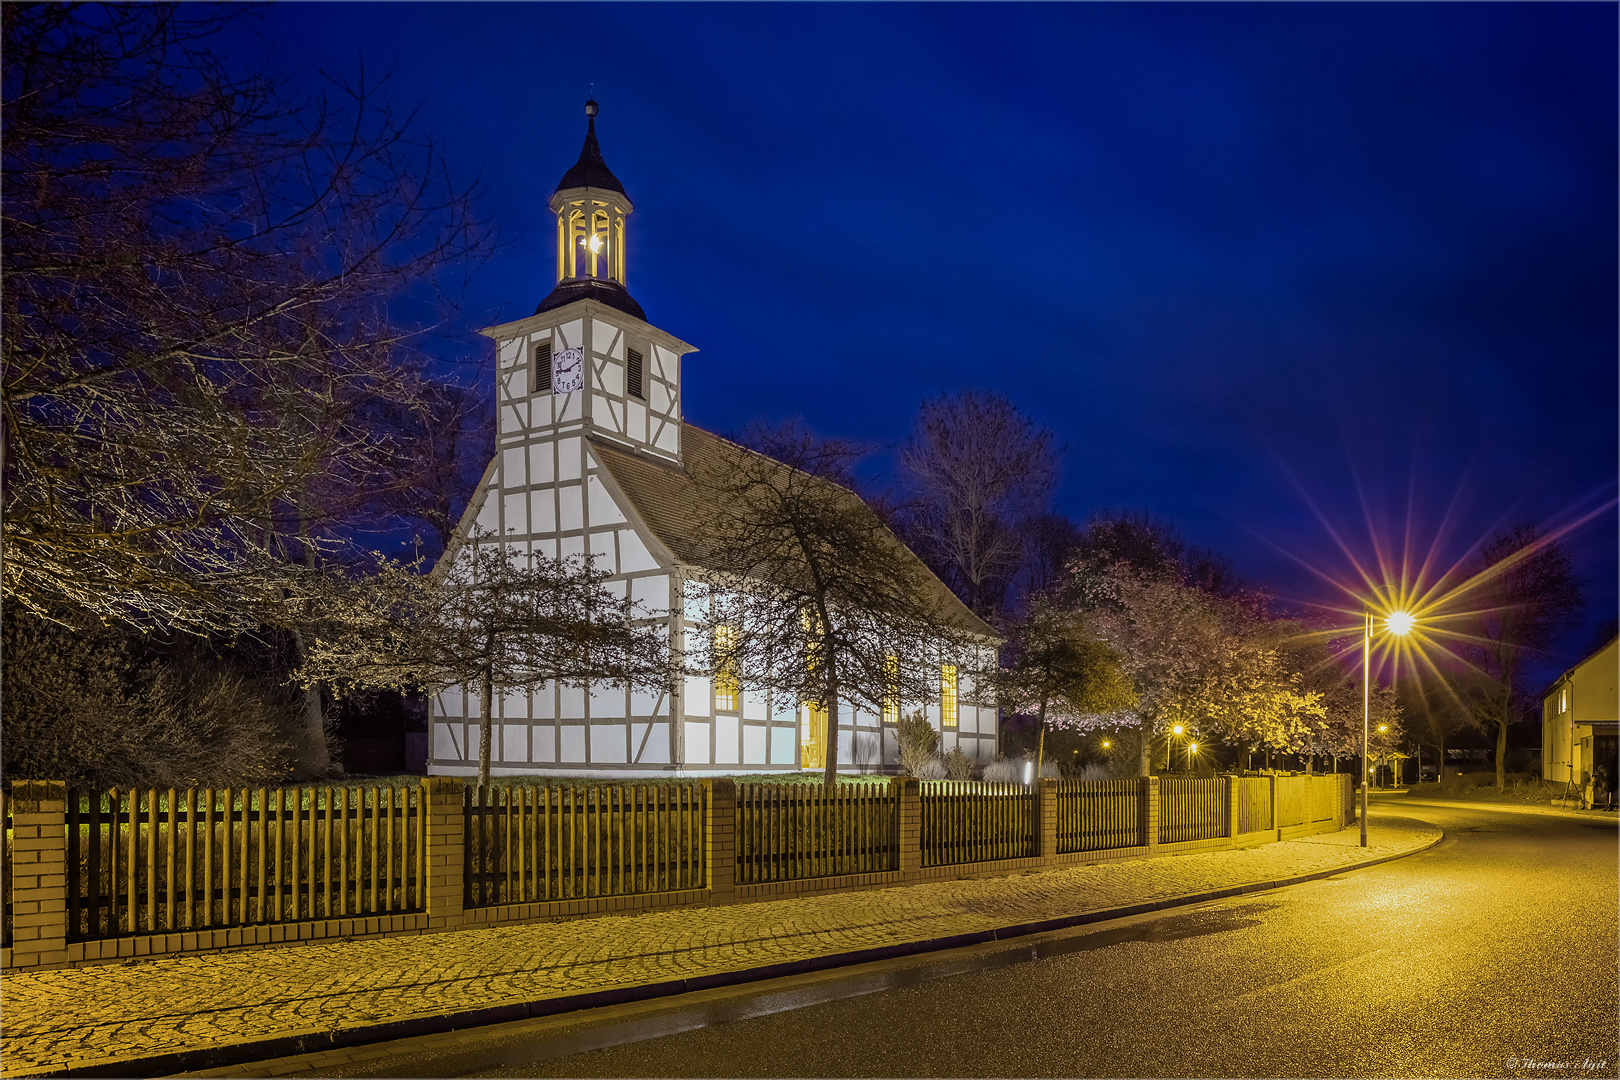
left=428, top=103, right=999, bottom=777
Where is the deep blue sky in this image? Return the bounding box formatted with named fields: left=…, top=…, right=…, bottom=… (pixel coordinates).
left=218, top=3, right=1616, bottom=688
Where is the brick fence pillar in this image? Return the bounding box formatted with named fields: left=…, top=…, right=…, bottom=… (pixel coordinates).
left=8, top=781, right=69, bottom=969
left=1036, top=777, right=1059, bottom=862
left=704, top=778, right=735, bottom=906
left=1140, top=775, right=1159, bottom=854
left=892, top=777, right=921, bottom=883
left=420, top=777, right=465, bottom=930
left=1225, top=775, right=1239, bottom=841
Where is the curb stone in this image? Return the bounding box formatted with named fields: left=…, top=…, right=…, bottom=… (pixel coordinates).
left=5, top=828, right=1443, bottom=1080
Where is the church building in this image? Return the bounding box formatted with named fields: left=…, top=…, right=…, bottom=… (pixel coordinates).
left=428, top=102, right=999, bottom=777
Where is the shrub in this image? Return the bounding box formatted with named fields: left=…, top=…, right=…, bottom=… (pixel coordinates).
left=895, top=710, right=940, bottom=777
left=1078, top=762, right=1112, bottom=782
left=2, top=609, right=300, bottom=790
left=943, top=745, right=974, bottom=781
left=913, top=756, right=948, bottom=780
left=981, top=752, right=1058, bottom=784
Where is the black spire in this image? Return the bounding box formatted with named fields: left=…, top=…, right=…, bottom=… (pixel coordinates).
left=555, top=98, right=626, bottom=195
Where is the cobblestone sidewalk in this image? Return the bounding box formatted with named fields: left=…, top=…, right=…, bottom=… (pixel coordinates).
left=0, top=819, right=1440, bottom=1078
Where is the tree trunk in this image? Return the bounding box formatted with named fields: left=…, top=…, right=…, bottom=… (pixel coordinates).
left=821, top=646, right=840, bottom=787
left=1495, top=719, right=1509, bottom=790
left=289, top=628, right=334, bottom=778
left=1035, top=693, right=1048, bottom=783
left=477, top=657, right=494, bottom=790
left=1139, top=716, right=1153, bottom=777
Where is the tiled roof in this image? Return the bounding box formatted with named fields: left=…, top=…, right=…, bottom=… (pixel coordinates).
left=535, top=278, right=646, bottom=320
left=588, top=424, right=998, bottom=640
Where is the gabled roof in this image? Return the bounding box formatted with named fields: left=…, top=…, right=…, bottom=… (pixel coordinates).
left=588, top=423, right=998, bottom=640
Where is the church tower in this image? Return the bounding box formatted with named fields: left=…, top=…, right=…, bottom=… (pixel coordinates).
left=480, top=100, right=694, bottom=466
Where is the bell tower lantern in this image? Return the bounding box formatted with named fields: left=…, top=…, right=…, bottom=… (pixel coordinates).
left=537, top=99, right=645, bottom=321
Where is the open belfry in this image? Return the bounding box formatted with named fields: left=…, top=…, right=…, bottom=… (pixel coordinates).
left=429, top=102, right=999, bottom=777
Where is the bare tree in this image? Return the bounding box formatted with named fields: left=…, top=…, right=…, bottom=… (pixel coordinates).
left=898, top=390, right=1058, bottom=619
left=2, top=4, right=489, bottom=635
left=690, top=423, right=988, bottom=786
left=296, top=533, right=674, bottom=788
left=1450, top=523, right=1582, bottom=789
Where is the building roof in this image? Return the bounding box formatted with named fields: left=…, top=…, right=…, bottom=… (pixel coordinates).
left=589, top=424, right=998, bottom=640
left=535, top=277, right=646, bottom=320
left=555, top=100, right=626, bottom=196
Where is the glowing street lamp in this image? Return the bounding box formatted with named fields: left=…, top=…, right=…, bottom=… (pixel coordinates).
left=1188, top=742, right=1199, bottom=772
left=1362, top=611, right=1412, bottom=847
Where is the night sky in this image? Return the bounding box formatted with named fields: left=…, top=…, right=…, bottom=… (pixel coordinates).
left=216, top=4, right=1617, bottom=688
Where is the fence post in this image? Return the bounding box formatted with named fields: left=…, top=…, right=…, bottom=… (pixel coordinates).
left=1225, top=776, right=1239, bottom=842
left=1036, top=777, right=1059, bottom=862
left=1140, top=776, right=1159, bottom=854
left=420, top=777, right=465, bottom=930
left=1268, top=774, right=1279, bottom=840
left=8, top=781, right=69, bottom=969
left=704, top=779, right=735, bottom=906
left=893, top=777, right=921, bottom=883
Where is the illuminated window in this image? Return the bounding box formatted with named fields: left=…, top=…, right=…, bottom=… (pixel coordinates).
left=802, top=702, right=826, bottom=768
left=882, top=655, right=900, bottom=724
left=940, top=664, right=958, bottom=728
left=714, top=625, right=739, bottom=712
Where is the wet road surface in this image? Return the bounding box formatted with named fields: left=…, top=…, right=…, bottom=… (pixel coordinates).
left=287, top=803, right=1618, bottom=1078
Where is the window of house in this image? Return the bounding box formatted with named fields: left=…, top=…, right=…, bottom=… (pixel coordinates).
left=714, top=624, right=739, bottom=711
left=882, top=655, right=900, bottom=724
left=627, top=346, right=645, bottom=400
left=940, top=664, right=958, bottom=728
left=532, top=340, right=552, bottom=394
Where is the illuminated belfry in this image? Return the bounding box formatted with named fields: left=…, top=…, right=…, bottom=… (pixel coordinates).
left=538, top=99, right=644, bottom=320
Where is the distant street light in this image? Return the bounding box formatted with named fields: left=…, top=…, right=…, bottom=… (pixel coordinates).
left=1188, top=742, right=1199, bottom=772
left=1363, top=611, right=1412, bottom=847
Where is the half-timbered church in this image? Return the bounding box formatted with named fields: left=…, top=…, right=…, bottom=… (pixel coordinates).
left=428, top=102, right=999, bottom=777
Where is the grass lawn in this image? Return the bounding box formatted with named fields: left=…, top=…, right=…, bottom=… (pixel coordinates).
left=1402, top=774, right=1577, bottom=805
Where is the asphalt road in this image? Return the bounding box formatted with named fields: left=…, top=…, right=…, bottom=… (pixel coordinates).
left=450, top=802, right=1617, bottom=1079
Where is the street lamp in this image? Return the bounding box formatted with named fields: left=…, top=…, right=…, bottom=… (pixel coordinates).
left=1362, top=611, right=1412, bottom=847
left=1188, top=741, right=1199, bottom=773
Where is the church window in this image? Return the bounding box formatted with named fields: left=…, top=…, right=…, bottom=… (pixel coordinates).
left=714, top=624, right=739, bottom=711
left=940, top=664, right=958, bottom=728
left=882, top=655, right=900, bottom=724
left=532, top=341, right=552, bottom=394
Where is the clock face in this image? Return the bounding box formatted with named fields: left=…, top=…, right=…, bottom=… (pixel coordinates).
left=552, top=346, right=585, bottom=395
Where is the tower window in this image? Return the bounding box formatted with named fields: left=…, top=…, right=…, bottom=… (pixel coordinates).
left=627, top=347, right=644, bottom=400
left=532, top=341, right=552, bottom=394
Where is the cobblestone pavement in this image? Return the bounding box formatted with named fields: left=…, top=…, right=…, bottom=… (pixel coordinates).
left=0, top=819, right=1440, bottom=1078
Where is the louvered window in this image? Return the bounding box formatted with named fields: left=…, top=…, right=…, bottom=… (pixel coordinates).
left=627, top=346, right=645, bottom=400
left=532, top=341, right=552, bottom=394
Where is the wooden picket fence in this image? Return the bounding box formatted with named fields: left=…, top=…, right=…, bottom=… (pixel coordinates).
left=920, top=781, right=1035, bottom=867
left=463, top=783, right=705, bottom=907
left=734, top=782, right=897, bottom=884
left=1158, top=778, right=1225, bottom=844
left=1055, top=779, right=1141, bottom=853
left=63, top=785, right=425, bottom=942
left=1234, top=777, right=1273, bottom=834
left=2, top=789, right=11, bottom=949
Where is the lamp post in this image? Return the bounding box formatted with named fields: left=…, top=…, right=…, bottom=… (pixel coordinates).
left=1362, top=610, right=1413, bottom=847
